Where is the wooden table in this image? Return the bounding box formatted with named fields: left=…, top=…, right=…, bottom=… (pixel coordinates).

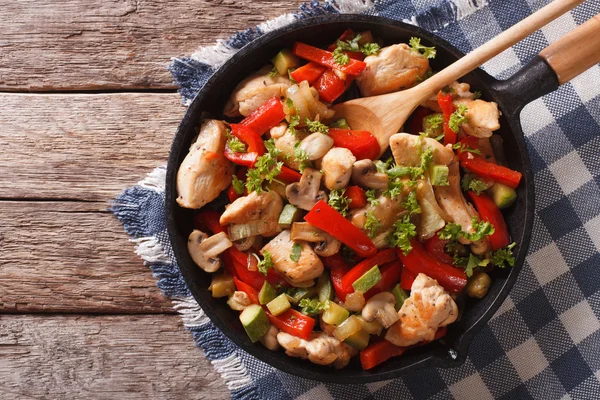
left=0, top=1, right=303, bottom=398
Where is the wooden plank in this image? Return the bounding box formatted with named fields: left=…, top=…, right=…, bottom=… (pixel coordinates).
left=0, top=201, right=174, bottom=313
left=0, top=314, right=229, bottom=399
left=0, top=93, right=180, bottom=201
left=0, top=0, right=304, bottom=91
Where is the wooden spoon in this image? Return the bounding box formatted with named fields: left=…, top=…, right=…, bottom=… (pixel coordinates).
left=333, top=0, right=585, bottom=154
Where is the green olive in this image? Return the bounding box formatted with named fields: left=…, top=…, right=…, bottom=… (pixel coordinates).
left=466, top=271, right=492, bottom=299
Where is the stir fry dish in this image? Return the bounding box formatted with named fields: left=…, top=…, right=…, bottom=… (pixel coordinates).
left=176, top=29, right=522, bottom=370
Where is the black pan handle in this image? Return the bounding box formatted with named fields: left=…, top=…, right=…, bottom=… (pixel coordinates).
left=492, top=13, right=600, bottom=116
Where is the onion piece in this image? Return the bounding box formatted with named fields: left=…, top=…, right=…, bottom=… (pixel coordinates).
left=417, top=179, right=452, bottom=222
left=228, top=221, right=268, bottom=241
left=418, top=197, right=446, bottom=240
left=290, top=222, right=328, bottom=242
left=333, top=315, right=363, bottom=342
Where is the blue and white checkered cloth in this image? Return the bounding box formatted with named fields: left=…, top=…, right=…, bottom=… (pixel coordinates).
left=112, top=0, right=600, bottom=398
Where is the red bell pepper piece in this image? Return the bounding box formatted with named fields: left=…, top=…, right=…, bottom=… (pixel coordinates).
left=341, top=248, right=397, bottom=291
left=304, top=200, right=377, bottom=258
left=406, top=106, right=434, bottom=136
left=277, top=165, right=302, bottom=183
left=437, top=91, right=457, bottom=145
left=365, top=260, right=402, bottom=299
left=227, top=248, right=288, bottom=290
left=397, top=240, right=467, bottom=293
left=424, top=234, right=455, bottom=265
left=359, top=327, right=447, bottom=370
left=328, top=128, right=380, bottom=160
left=325, top=29, right=365, bottom=60
left=323, top=254, right=353, bottom=301
left=233, top=277, right=259, bottom=304
left=292, top=42, right=367, bottom=76
left=239, top=97, right=285, bottom=135
left=327, top=28, right=355, bottom=51
left=345, top=185, right=367, bottom=209
left=314, top=69, right=352, bottom=103
left=360, top=339, right=408, bottom=370
left=457, top=137, right=522, bottom=189
left=227, top=185, right=241, bottom=203
left=466, top=191, right=511, bottom=251
left=227, top=168, right=248, bottom=203
left=290, top=62, right=327, bottom=85
left=223, top=146, right=259, bottom=167
left=400, top=266, right=416, bottom=291
left=266, top=309, right=315, bottom=340
left=230, top=124, right=266, bottom=155
left=194, top=209, right=226, bottom=234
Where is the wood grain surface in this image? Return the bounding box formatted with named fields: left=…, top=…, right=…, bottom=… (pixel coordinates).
left=0, top=93, right=180, bottom=201
left=1, top=0, right=308, bottom=397
left=0, top=0, right=303, bottom=91
left=0, top=314, right=229, bottom=399
left=0, top=201, right=173, bottom=313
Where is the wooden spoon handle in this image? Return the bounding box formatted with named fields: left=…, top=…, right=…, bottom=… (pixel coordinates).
left=418, top=0, right=584, bottom=96
left=539, top=14, right=600, bottom=85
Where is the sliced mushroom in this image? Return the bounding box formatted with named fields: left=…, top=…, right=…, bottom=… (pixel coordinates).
left=290, top=222, right=342, bottom=257
left=187, top=230, right=233, bottom=272
left=300, top=132, right=334, bottom=160
left=351, top=159, right=389, bottom=189
left=233, top=236, right=255, bottom=251
left=286, top=168, right=328, bottom=211
left=362, top=292, right=399, bottom=328
left=321, top=147, right=356, bottom=190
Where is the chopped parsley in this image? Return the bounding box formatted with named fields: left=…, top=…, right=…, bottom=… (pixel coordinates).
left=305, top=118, right=329, bottom=134
left=231, top=175, right=245, bottom=195
left=401, top=190, right=422, bottom=215
left=465, top=253, right=490, bottom=278
left=409, top=37, right=436, bottom=59
left=365, top=189, right=380, bottom=206
left=439, top=217, right=494, bottom=243
left=226, top=134, right=246, bottom=153
left=364, top=210, right=382, bottom=238
left=469, top=217, right=495, bottom=242
left=293, top=142, right=311, bottom=172
left=268, top=67, right=279, bottom=77
left=438, top=223, right=463, bottom=241
left=361, top=42, right=380, bottom=56
left=334, top=33, right=381, bottom=62
left=467, top=179, right=488, bottom=195
left=453, top=142, right=481, bottom=155
left=288, top=114, right=300, bottom=136
left=473, top=90, right=482, bottom=99
left=290, top=243, right=302, bottom=262
left=299, top=298, right=330, bottom=316
left=375, top=157, right=394, bottom=173
left=328, top=189, right=351, bottom=217
left=333, top=47, right=350, bottom=66
left=388, top=215, right=417, bottom=255
left=257, top=251, right=274, bottom=275
left=245, top=138, right=283, bottom=193
left=448, top=104, right=468, bottom=133
left=383, top=178, right=404, bottom=200
left=490, top=242, right=516, bottom=268
left=423, top=113, right=443, bottom=136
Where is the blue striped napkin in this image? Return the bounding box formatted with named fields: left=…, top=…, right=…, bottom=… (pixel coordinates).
left=112, top=0, right=600, bottom=398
